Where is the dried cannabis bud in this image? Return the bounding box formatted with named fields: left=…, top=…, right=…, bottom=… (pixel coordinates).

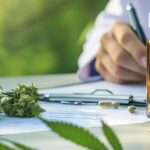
left=0, top=84, right=45, bottom=117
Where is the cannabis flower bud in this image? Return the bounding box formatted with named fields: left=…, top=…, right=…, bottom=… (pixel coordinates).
left=1, top=84, right=45, bottom=117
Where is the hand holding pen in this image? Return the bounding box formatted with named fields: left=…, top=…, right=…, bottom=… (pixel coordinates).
left=94, top=3, right=146, bottom=84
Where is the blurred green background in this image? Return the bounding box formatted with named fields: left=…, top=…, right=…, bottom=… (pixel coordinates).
left=0, top=0, right=107, bottom=76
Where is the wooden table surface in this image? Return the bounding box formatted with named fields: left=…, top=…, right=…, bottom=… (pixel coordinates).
left=0, top=74, right=150, bottom=150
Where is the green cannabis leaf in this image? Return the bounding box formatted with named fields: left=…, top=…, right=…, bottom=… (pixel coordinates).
left=102, top=121, right=123, bottom=150
left=0, top=138, right=34, bottom=150
left=8, top=142, right=34, bottom=150
left=0, top=142, right=15, bottom=150
left=0, top=84, right=45, bottom=117
left=40, top=118, right=108, bottom=150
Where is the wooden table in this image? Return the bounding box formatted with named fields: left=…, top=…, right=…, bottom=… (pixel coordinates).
left=0, top=74, right=150, bottom=150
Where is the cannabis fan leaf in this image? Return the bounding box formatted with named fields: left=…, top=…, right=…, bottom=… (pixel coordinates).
left=0, top=138, right=35, bottom=150
left=102, top=121, right=122, bottom=150
left=40, top=118, right=108, bottom=150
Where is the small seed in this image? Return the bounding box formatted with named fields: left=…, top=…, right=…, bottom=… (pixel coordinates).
left=128, top=105, right=136, bottom=113
left=99, top=101, right=119, bottom=109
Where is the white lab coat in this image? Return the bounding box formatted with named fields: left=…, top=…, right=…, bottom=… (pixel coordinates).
left=78, top=0, right=150, bottom=81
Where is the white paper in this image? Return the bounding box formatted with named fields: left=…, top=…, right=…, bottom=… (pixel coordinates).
left=40, top=103, right=149, bottom=127
left=39, top=81, right=146, bottom=96
left=0, top=114, right=49, bottom=135
left=0, top=81, right=149, bottom=135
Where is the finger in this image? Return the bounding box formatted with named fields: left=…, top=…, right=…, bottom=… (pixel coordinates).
left=111, top=22, right=146, bottom=68
left=95, top=48, right=106, bottom=74
left=101, top=54, right=145, bottom=82
left=100, top=32, right=146, bottom=75
left=95, top=57, right=130, bottom=84
left=95, top=49, right=134, bottom=84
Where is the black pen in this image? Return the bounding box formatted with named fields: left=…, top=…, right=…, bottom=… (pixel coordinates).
left=126, top=2, right=146, bottom=44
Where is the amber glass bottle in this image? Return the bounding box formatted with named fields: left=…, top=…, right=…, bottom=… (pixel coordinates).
left=147, top=41, right=150, bottom=117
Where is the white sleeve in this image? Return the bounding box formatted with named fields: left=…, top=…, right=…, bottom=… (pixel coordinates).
left=78, top=0, right=129, bottom=81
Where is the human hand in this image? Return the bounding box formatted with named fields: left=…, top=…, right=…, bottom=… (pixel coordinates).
left=95, top=22, right=146, bottom=84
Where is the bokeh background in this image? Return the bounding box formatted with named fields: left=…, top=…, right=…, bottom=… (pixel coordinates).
left=0, top=0, right=107, bottom=76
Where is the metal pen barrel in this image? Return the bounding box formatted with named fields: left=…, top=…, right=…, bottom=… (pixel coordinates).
left=126, top=3, right=146, bottom=44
